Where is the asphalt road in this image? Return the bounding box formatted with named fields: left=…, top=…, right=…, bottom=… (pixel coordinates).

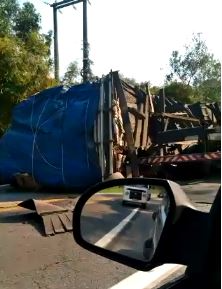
left=0, top=209, right=136, bottom=289
left=80, top=193, right=162, bottom=245
left=80, top=194, right=133, bottom=244
left=0, top=178, right=220, bottom=289
left=180, top=179, right=220, bottom=212
left=107, top=206, right=155, bottom=260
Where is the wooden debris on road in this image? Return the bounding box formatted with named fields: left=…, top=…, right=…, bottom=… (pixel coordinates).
left=18, top=199, right=73, bottom=236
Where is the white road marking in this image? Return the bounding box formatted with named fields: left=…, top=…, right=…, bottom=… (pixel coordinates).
left=95, top=208, right=139, bottom=248
left=109, top=264, right=185, bottom=289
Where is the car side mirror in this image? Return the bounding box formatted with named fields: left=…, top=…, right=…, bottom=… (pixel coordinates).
left=81, top=182, right=169, bottom=259
left=73, top=178, right=192, bottom=270
left=73, top=178, right=212, bottom=272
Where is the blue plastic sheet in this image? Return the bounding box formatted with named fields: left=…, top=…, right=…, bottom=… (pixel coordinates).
left=0, top=83, right=102, bottom=189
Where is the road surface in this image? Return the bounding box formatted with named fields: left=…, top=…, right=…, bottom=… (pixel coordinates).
left=0, top=178, right=220, bottom=289
left=107, top=205, right=155, bottom=260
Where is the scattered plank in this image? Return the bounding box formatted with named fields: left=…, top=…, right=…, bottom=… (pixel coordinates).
left=58, top=213, right=73, bottom=231
left=51, top=214, right=65, bottom=234
left=42, top=214, right=55, bottom=236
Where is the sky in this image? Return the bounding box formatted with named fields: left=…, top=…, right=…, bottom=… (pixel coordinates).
left=19, top=0, right=222, bottom=85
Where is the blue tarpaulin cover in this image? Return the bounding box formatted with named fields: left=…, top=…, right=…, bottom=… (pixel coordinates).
left=0, top=83, right=102, bottom=189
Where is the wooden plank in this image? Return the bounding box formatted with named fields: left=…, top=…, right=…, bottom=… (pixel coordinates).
left=149, top=94, right=154, bottom=113
left=155, top=112, right=200, bottom=123
left=136, top=120, right=142, bottom=148
left=42, top=215, right=55, bottom=236
left=135, top=103, right=142, bottom=147
left=128, top=107, right=145, bottom=120
left=58, top=213, right=73, bottom=231
left=51, top=214, right=65, bottom=233
left=139, top=102, right=144, bottom=147
left=133, top=114, right=138, bottom=147
left=33, top=200, right=68, bottom=216
left=65, top=212, right=73, bottom=222
left=144, top=84, right=150, bottom=147
left=113, top=71, right=139, bottom=177
left=164, top=118, right=170, bottom=131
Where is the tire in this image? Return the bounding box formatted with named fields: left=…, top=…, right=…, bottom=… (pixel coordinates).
left=141, top=203, right=146, bottom=209
left=158, top=192, right=164, bottom=198
left=122, top=200, right=126, bottom=206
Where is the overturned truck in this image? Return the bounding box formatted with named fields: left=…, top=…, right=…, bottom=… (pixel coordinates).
left=116, top=74, right=220, bottom=178
left=0, top=71, right=220, bottom=189
left=110, top=72, right=220, bottom=180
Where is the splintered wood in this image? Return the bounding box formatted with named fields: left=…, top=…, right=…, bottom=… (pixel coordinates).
left=42, top=212, right=73, bottom=236
left=18, top=199, right=74, bottom=236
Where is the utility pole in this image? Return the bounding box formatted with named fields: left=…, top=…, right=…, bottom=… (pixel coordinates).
left=82, top=0, right=89, bottom=82
left=53, top=5, right=59, bottom=81
left=51, top=0, right=90, bottom=83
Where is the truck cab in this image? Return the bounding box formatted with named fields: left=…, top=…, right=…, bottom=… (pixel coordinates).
left=122, top=185, right=151, bottom=209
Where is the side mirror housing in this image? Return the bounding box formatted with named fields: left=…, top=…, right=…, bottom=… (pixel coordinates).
left=73, top=178, right=208, bottom=271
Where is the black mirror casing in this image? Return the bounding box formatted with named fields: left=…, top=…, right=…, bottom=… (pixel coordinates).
left=73, top=177, right=220, bottom=287
left=73, top=178, right=178, bottom=271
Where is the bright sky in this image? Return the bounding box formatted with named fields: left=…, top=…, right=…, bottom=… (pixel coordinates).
left=19, top=0, right=222, bottom=85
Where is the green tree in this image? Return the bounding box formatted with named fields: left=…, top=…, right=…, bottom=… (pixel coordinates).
left=197, top=78, right=221, bottom=102
left=149, top=86, right=160, bottom=96
left=0, top=36, right=26, bottom=133
left=62, top=61, right=80, bottom=85
left=167, top=34, right=221, bottom=102
left=0, top=1, right=55, bottom=135
left=0, top=0, right=19, bottom=36
left=119, top=73, right=138, bottom=86
left=14, top=2, right=41, bottom=40
left=159, top=82, right=193, bottom=103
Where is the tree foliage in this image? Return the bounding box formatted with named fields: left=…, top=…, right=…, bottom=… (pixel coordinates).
left=62, top=61, right=80, bottom=85
left=119, top=74, right=138, bottom=87
left=0, top=0, right=19, bottom=36
left=14, top=2, right=41, bottom=40
left=159, top=82, right=193, bottom=103
left=167, top=34, right=221, bottom=102
left=0, top=1, right=55, bottom=135
left=149, top=86, right=160, bottom=96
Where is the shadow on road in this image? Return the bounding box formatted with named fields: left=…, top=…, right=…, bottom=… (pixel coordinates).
left=0, top=212, right=45, bottom=235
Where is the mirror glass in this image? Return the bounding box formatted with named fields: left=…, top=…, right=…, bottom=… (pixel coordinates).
left=80, top=183, right=170, bottom=261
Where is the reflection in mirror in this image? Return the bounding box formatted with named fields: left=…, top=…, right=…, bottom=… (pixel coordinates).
left=80, top=183, right=170, bottom=261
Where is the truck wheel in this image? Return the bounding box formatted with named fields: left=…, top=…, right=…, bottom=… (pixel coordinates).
left=122, top=201, right=126, bottom=206
left=141, top=203, right=146, bottom=209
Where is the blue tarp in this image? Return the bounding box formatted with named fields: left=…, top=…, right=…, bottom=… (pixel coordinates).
left=0, top=83, right=102, bottom=189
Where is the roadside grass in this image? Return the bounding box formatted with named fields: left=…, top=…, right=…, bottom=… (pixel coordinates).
left=98, top=186, right=123, bottom=195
